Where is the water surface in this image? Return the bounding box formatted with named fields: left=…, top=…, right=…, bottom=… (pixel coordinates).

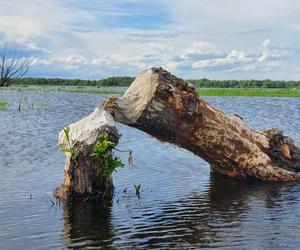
left=0, top=90, right=299, bottom=249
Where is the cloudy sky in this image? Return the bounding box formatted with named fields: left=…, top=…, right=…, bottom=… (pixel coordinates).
left=1, top=0, right=300, bottom=80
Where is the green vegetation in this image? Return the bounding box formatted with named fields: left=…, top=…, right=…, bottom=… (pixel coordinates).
left=62, top=89, right=123, bottom=95
left=0, top=95, right=49, bottom=112
left=52, top=87, right=300, bottom=97
left=3, top=85, right=300, bottom=96
left=17, top=76, right=135, bottom=87
left=17, top=94, right=24, bottom=111
left=28, top=102, right=48, bottom=111
left=188, top=78, right=300, bottom=89
left=0, top=100, right=10, bottom=111
left=13, top=76, right=300, bottom=89
left=197, top=88, right=300, bottom=97
left=92, top=134, right=124, bottom=177
left=62, top=127, right=77, bottom=162
left=63, top=87, right=300, bottom=96
left=2, top=79, right=300, bottom=96
left=134, top=184, right=141, bottom=198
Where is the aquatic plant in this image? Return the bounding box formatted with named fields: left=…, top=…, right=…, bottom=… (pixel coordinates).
left=28, top=102, right=48, bottom=111
left=0, top=100, right=10, bottom=111
left=92, top=134, right=124, bottom=177
left=17, top=94, right=25, bottom=111
left=134, top=184, right=141, bottom=198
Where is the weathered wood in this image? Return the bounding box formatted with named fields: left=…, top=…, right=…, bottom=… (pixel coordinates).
left=53, top=107, right=119, bottom=200
left=104, top=67, right=300, bottom=181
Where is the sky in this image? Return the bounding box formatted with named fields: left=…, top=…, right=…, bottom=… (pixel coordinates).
left=1, top=0, right=300, bottom=80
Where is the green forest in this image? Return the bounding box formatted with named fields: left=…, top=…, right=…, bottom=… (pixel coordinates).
left=16, top=76, right=300, bottom=88
left=17, top=76, right=135, bottom=87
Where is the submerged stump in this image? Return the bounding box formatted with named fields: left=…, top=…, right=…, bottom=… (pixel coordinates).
left=53, top=107, right=119, bottom=200
left=104, top=67, right=300, bottom=182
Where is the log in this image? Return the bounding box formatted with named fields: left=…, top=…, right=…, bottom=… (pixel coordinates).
left=53, top=106, right=119, bottom=200
left=103, top=67, right=300, bottom=181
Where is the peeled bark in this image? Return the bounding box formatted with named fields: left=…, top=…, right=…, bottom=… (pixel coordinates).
left=53, top=107, right=119, bottom=200
left=104, top=67, right=300, bottom=182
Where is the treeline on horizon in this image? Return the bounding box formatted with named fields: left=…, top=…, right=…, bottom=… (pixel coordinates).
left=17, top=77, right=135, bottom=87
left=16, top=77, right=300, bottom=88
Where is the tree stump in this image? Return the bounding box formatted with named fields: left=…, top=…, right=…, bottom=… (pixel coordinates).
left=104, top=67, right=300, bottom=181
left=53, top=107, right=119, bottom=200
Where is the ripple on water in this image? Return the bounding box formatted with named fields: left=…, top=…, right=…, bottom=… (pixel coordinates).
left=0, top=91, right=300, bottom=249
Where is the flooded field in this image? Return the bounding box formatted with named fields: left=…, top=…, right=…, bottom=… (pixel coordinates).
left=0, top=89, right=299, bottom=249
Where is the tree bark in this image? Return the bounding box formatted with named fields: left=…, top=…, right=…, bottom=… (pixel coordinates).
left=53, top=107, right=119, bottom=200
left=103, top=67, right=300, bottom=182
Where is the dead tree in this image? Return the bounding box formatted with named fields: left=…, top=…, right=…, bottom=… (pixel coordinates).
left=53, top=107, right=120, bottom=200
left=104, top=67, right=300, bottom=182
left=0, top=44, right=30, bottom=87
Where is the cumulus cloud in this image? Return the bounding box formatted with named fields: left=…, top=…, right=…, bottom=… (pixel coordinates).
left=257, top=39, right=270, bottom=63
left=192, top=50, right=251, bottom=69
left=177, top=42, right=224, bottom=62
left=166, top=39, right=289, bottom=75
left=0, top=0, right=299, bottom=79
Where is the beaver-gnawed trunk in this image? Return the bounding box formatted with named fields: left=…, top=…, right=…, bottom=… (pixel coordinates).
left=53, top=107, right=119, bottom=201
left=104, top=67, right=300, bottom=182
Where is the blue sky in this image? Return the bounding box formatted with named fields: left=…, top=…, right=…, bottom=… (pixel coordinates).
left=1, top=0, right=300, bottom=80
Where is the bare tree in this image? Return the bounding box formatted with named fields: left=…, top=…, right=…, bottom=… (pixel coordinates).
left=0, top=44, right=30, bottom=87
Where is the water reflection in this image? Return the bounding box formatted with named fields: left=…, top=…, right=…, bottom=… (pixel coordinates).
left=61, top=174, right=300, bottom=249
left=62, top=200, right=115, bottom=249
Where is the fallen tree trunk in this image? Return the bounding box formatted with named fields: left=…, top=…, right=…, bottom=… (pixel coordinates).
left=103, top=67, right=300, bottom=181
left=53, top=107, right=119, bottom=200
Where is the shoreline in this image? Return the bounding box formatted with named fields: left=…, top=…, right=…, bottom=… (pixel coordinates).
left=1, top=85, right=300, bottom=97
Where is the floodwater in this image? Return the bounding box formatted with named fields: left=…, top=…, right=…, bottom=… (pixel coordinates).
left=0, top=89, right=299, bottom=249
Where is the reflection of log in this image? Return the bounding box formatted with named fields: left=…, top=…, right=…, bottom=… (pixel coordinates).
left=104, top=67, right=300, bottom=181
left=62, top=200, right=113, bottom=248
left=53, top=107, right=119, bottom=200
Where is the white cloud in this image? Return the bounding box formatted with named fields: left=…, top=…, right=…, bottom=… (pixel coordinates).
left=262, top=39, right=271, bottom=48
left=192, top=49, right=251, bottom=69
left=184, top=42, right=217, bottom=54
left=0, top=0, right=299, bottom=79
left=179, top=39, right=287, bottom=75
left=258, top=39, right=270, bottom=63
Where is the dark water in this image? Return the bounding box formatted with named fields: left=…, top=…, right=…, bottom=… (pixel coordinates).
left=0, top=90, right=299, bottom=249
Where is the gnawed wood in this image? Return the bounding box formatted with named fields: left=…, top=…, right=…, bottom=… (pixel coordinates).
left=53, top=107, right=119, bottom=200
left=104, top=67, right=300, bottom=182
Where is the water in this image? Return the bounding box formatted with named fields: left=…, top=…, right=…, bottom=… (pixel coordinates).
left=0, top=90, right=299, bottom=249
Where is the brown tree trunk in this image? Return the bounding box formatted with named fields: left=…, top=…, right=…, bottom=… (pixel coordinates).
left=53, top=107, right=119, bottom=200
left=103, top=67, right=300, bottom=182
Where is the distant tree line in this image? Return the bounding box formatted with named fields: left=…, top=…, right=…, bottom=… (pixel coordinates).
left=187, top=78, right=300, bottom=89
left=17, top=76, right=135, bottom=87
left=14, top=76, right=300, bottom=88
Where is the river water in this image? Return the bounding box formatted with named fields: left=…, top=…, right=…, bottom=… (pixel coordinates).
left=0, top=90, right=299, bottom=249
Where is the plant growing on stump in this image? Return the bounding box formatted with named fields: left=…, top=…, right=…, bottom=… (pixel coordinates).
left=92, top=134, right=124, bottom=176
left=61, top=127, right=77, bottom=163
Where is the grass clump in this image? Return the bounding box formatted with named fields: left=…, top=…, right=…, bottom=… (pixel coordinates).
left=93, top=134, right=124, bottom=177
left=0, top=100, right=10, bottom=111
